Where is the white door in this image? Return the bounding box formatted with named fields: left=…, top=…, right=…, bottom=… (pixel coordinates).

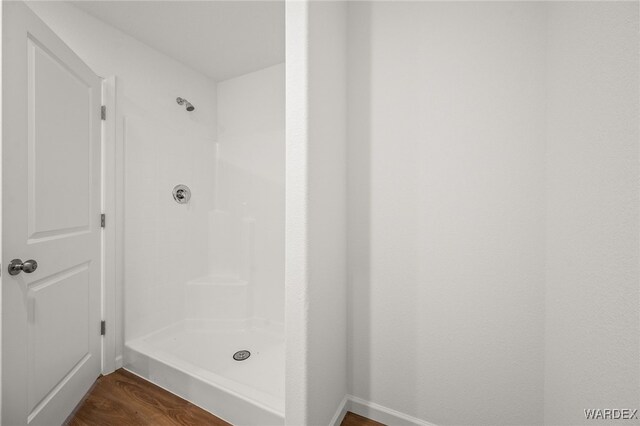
left=2, top=2, right=103, bottom=425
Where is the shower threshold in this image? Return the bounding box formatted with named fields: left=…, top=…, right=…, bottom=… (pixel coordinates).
left=125, top=318, right=284, bottom=426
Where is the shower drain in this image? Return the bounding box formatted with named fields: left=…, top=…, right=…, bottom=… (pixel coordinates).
left=233, top=350, right=251, bottom=361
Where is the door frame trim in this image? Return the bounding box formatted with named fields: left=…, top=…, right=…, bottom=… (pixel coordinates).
left=101, top=75, right=122, bottom=373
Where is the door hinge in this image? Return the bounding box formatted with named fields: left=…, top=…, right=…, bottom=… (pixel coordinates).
left=101, top=213, right=106, bottom=228
left=101, top=105, right=106, bottom=121
left=100, top=320, right=106, bottom=336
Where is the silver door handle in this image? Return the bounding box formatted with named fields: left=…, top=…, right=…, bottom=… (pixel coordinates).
left=8, top=259, right=38, bottom=275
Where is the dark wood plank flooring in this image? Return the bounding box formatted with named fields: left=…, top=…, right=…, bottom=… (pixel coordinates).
left=66, top=369, right=230, bottom=426
left=67, top=368, right=383, bottom=425
left=341, top=412, right=385, bottom=426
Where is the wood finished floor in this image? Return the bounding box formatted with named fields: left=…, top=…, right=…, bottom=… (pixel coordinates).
left=66, top=369, right=230, bottom=426
left=67, top=368, right=384, bottom=426
left=340, top=412, right=385, bottom=426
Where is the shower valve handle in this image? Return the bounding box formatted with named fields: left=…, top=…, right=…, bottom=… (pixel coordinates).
left=172, top=184, right=191, bottom=204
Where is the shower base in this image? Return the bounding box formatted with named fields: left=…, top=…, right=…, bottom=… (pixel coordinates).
left=125, top=318, right=284, bottom=425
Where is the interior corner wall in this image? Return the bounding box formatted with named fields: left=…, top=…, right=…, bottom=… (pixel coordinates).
left=544, top=3, right=640, bottom=424
left=347, top=2, right=547, bottom=425
left=306, top=1, right=347, bottom=423
left=347, top=2, right=639, bottom=426
left=285, top=1, right=348, bottom=425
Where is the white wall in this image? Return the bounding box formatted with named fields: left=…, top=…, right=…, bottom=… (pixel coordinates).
left=26, top=1, right=217, bottom=357
left=544, top=3, right=639, bottom=424
left=285, top=2, right=309, bottom=422
left=0, top=1, right=4, bottom=418
left=286, top=1, right=348, bottom=424
left=347, top=2, right=639, bottom=426
left=215, top=63, right=285, bottom=324
left=347, top=2, right=548, bottom=425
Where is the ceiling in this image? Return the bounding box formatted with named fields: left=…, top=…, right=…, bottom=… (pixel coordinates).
left=70, top=1, right=285, bottom=81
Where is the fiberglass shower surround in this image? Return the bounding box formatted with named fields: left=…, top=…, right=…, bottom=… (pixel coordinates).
left=124, top=64, right=286, bottom=425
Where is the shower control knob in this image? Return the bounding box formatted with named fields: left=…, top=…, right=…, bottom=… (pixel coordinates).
left=8, top=258, right=38, bottom=276
left=173, top=184, right=191, bottom=204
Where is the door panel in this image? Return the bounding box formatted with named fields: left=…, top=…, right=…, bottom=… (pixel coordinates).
left=28, top=36, right=92, bottom=240
left=28, top=264, right=90, bottom=413
left=2, top=2, right=102, bottom=425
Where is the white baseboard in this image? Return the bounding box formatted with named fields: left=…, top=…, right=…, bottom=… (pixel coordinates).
left=331, top=395, right=438, bottom=426
left=115, top=355, right=123, bottom=369
left=329, top=395, right=350, bottom=426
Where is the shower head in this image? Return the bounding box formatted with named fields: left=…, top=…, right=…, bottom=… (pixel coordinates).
left=176, top=97, right=195, bottom=112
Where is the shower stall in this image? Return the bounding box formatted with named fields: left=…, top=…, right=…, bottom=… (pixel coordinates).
left=123, top=64, right=285, bottom=425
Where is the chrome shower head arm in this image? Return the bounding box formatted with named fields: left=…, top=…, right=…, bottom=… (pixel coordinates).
left=176, top=97, right=195, bottom=112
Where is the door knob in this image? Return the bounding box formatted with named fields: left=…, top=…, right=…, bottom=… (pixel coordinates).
left=8, top=259, right=38, bottom=276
